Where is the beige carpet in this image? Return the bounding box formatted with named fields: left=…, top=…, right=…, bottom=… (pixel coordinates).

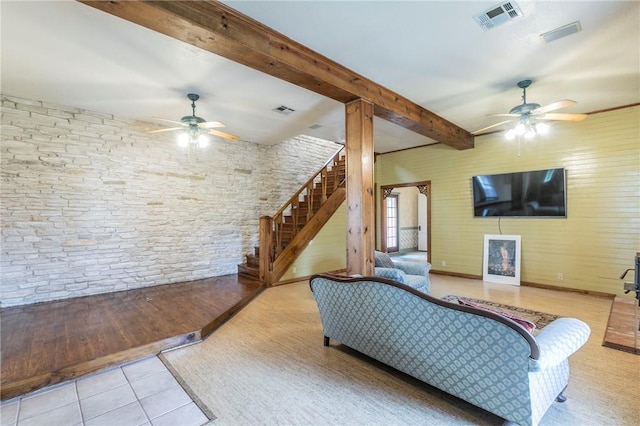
left=160, top=282, right=500, bottom=425
left=161, top=277, right=640, bottom=426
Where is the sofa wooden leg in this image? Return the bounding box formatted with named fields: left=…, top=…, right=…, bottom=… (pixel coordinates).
left=323, top=336, right=330, bottom=346
left=555, top=391, right=567, bottom=403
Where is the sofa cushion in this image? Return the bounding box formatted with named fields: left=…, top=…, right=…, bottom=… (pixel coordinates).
left=457, top=298, right=537, bottom=333
left=403, top=274, right=429, bottom=291
left=374, top=267, right=406, bottom=283
left=374, top=251, right=395, bottom=268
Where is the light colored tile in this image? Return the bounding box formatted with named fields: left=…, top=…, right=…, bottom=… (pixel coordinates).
left=18, top=401, right=82, bottom=426
left=139, top=385, right=191, bottom=420
left=150, top=402, right=208, bottom=426
left=0, top=400, right=18, bottom=426
left=129, top=370, right=179, bottom=400
left=80, top=383, right=137, bottom=421
left=77, top=367, right=129, bottom=400
left=18, top=382, right=77, bottom=421
left=84, top=401, right=148, bottom=426
left=122, top=357, right=166, bottom=383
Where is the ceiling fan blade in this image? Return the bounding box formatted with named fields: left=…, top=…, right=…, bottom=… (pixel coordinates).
left=208, top=129, right=240, bottom=141
left=200, top=121, right=226, bottom=129
left=488, top=113, right=520, bottom=118
left=472, top=120, right=515, bottom=135
left=154, top=118, right=187, bottom=126
left=147, top=127, right=183, bottom=134
left=535, top=99, right=577, bottom=114
left=540, top=112, right=588, bottom=121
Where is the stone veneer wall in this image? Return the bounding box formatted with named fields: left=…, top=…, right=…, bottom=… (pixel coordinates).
left=0, top=95, right=340, bottom=307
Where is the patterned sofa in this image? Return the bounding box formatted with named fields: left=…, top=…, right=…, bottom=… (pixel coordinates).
left=309, top=274, right=591, bottom=426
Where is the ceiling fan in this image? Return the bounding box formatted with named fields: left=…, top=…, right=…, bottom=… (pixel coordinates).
left=473, top=80, right=588, bottom=136
left=149, top=93, right=239, bottom=142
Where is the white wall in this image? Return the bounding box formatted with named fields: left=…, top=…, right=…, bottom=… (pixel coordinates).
left=396, top=186, right=419, bottom=251
left=0, top=95, right=340, bottom=306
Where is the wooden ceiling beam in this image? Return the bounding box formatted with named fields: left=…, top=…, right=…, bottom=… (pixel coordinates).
left=79, top=0, right=474, bottom=150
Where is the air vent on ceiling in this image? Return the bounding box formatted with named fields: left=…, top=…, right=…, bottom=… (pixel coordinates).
left=540, top=21, right=582, bottom=43
left=272, top=105, right=295, bottom=115
left=473, top=2, right=523, bottom=31
left=308, top=124, right=322, bottom=130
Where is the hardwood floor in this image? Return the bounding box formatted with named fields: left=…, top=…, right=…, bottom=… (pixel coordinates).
left=0, top=275, right=263, bottom=401
left=604, top=296, right=639, bottom=354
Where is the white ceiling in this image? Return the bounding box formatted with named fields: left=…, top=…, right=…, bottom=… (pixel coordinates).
left=1, top=1, right=638, bottom=153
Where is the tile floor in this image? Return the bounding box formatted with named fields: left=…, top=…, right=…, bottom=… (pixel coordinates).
left=0, top=356, right=210, bottom=426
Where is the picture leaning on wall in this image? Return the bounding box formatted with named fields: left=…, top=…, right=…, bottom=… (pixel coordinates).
left=483, top=234, right=521, bottom=286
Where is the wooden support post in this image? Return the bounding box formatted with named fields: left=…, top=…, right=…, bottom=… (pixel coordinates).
left=259, top=216, right=273, bottom=286
left=345, top=99, right=375, bottom=276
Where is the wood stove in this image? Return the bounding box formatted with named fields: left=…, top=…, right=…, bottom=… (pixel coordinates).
left=620, top=252, right=640, bottom=306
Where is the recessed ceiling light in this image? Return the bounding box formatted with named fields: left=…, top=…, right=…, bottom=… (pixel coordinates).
left=308, top=124, right=322, bottom=129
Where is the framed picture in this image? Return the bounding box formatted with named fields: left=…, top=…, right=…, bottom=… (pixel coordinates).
left=483, top=234, right=521, bottom=286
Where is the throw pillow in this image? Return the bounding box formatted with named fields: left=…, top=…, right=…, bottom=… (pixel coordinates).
left=457, top=299, right=536, bottom=333
left=374, top=251, right=395, bottom=268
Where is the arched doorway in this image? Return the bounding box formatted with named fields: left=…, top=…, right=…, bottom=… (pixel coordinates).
left=379, top=181, right=431, bottom=263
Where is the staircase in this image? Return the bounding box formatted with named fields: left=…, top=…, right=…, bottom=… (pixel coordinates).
left=238, top=147, right=346, bottom=285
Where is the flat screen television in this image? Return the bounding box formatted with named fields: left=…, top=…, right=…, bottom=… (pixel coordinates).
left=472, top=168, right=566, bottom=217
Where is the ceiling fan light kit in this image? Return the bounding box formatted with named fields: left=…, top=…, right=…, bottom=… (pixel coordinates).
left=505, top=120, right=549, bottom=141
left=178, top=128, right=209, bottom=149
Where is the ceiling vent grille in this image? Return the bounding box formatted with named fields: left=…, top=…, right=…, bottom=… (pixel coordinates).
left=540, top=21, right=582, bottom=43
left=272, top=105, right=295, bottom=115
left=473, top=2, right=523, bottom=31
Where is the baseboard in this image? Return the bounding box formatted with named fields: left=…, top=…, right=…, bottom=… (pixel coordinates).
left=430, top=270, right=481, bottom=280
left=521, top=281, right=615, bottom=299
left=430, top=270, right=615, bottom=299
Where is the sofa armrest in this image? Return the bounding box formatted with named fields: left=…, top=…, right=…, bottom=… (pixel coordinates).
left=393, top=260, right=431, bottom=277
left=529, top=317, right=591, bottom=371
left=374, top=267, right=407, bottom=283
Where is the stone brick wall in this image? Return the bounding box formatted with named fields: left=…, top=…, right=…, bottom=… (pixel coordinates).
left=0, top=95, right=340, bottom=306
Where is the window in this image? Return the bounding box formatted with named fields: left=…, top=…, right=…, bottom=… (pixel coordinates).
left=386, top=194, right=399, bottom=252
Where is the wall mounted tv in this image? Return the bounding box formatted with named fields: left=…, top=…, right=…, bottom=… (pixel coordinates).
left=472, top=168, right=566, bottom=217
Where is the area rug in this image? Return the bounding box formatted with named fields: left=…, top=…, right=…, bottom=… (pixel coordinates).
left=441, top=295, right=560, bottom=333
left=602, top=296, right=639, bottom=355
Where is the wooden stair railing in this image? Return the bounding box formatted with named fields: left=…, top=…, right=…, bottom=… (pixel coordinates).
left=238, top=147, right=346, bottom=285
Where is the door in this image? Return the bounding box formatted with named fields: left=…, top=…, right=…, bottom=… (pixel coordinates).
left=386, top=194, right=399, bottom=252
left=418, top=193, right=428, bottom=251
